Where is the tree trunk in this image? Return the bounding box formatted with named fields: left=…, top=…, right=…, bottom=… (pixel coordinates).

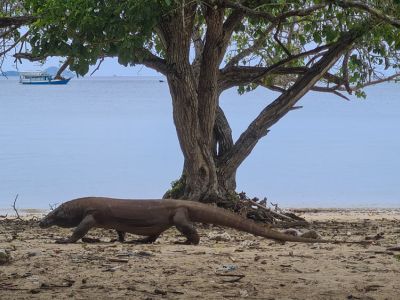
left=163, top=86, right=237, bottom=202
left=54, top=57, right=72, bottom=79
left=161, top=4, right=237, bottom=202
left=166, top=75, right=230, bottom=201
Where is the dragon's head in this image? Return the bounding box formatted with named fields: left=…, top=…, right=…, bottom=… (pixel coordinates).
left=39, top=202, right=82, bottom=228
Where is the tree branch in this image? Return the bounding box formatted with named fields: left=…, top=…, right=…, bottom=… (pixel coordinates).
left=219, top=65, right=343, bottom=91
left=139, top=49, right=169, bottom=75
left=222, top=1, right=327, bottom=22
left=273, top=22, right=291, bottom=57
left=338, top=73, right=400, bottom=92
left=14, top=52, right=46, bottom=62
left=276, top=4, right=327, bottom=20
left=191, top=23, right=204, bottom=78
left=90, top=57, right=104, bottom=76
left=214, top=106, right=234, bottom=158
left=0, top=16, right=36, bottom=28
left=257, top=82, right=352, bottom=101
left=334, top=0, right=400, bottom=29
left=55, top=57, right=73, bottom=79
left=14, top=47, right=169, bottom=76
left=0, top=25, right=18, bottom=39
left=217, top=27, right=366, bottom=175
left=311, top=86, right=350, bottom=100
left=225, top=24, right=274, bottom=68
left=220, top=42, right=333, bottom=90
left=222, top=1, right=275, bottom=22
left=0, top=31, right=29, bottom=57
left=219, top=9, right=244, bottom=62
left=342, top=50, right=352, bottom=94
left=197, top=5, right=225, bottom=143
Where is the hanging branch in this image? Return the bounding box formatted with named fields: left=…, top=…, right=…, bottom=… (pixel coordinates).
left=0, top=31, right=29, bottom=57
left=273, top=21, right=292, bottom=58
left=90, top=57, right=105, bottom=76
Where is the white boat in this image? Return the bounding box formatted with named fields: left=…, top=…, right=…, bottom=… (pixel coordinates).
left=19, top=71, right=71, bottom=85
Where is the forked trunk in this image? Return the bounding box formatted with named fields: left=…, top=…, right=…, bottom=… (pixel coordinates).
left=161, top=6, right=362, bottom=203
left=167, top=76, right=236, bottom=201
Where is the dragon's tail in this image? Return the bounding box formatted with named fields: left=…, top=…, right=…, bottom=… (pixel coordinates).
left=185, top=201, right=332, bottom=243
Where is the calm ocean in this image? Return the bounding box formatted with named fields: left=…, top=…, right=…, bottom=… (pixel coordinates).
left=0, top=76, right=399, bottom=209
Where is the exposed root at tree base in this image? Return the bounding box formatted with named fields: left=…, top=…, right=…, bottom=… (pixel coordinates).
left=211, top=192, right=309, bottom=228
left=164, top=179, right=306, bottom=226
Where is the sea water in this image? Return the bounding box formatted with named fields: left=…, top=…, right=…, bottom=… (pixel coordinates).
left=0, top=76, right=399, bottom=209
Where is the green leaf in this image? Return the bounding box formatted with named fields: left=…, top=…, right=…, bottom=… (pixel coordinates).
left=355, top=90, right=367, bottom=99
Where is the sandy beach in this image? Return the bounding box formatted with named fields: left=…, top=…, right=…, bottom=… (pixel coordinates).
left=0, top=209, right=399, bottom=299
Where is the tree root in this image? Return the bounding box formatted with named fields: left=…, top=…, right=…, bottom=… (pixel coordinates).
left=164, top=179, right=307, bottom=226
left=212, top=192, right=308, bottom=227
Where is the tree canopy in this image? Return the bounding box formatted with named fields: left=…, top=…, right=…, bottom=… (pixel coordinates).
left=24, top=1, right=400, bottom=94
left=14, top=1, right=400, bottom=203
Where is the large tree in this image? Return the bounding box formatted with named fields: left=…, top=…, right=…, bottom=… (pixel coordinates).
left=22, top=0, right=400, bottom=203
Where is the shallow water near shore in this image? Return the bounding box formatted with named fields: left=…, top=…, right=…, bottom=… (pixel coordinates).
left=0, top=76, right=399, bottom=209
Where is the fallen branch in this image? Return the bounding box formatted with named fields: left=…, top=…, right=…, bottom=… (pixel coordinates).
left=108, top=258, right=129, bottom=263
left=216, top=192, right=308, bottom=225
left=215, top=273, right=246, bottom=283
left=103, top=265, right=123, bottom=272
left=246, top=198, right=305, bottom=222
left=40, top=280, right=74, bottom=289
left=12, top=194, right=22, bottom=220
left=0, top=286, right=29, bottom=291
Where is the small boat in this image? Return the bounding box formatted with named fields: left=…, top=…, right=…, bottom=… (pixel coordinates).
left=19, top=71, right=71, bottom=85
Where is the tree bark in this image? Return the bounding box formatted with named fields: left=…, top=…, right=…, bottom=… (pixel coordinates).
left=159, top=4, right=220, bottom=201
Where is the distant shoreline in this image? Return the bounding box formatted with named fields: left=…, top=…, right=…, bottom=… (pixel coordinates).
left=1, top=207, right=399, bottom=218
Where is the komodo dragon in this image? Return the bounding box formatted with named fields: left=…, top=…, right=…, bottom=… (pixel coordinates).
left=39, top=197, right=364, bottom=245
